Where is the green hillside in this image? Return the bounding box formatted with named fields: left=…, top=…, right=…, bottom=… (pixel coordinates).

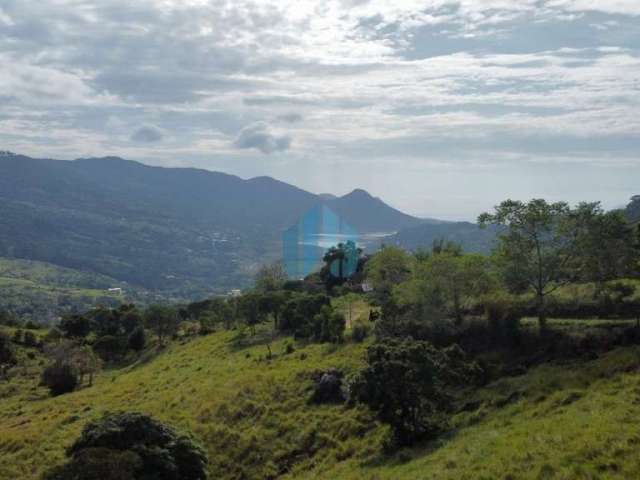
left=0, top=257, right=149, bottom=322
left=3, top=324, right=640, bottom=480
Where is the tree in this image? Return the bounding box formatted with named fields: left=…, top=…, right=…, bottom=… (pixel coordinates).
left=479, top=199, right=581, bottom=329
left=322, top=241, right=361, bottom=287
left=127, top=326, right=146, bottom=351
left=571, top=204, right=638, bottom=294
left=254, top=261, right=287, bottom=292
left=93, top=335, right=127, bottom=362
left=121, top=309, right=143, bottom=334
left=90, top=307, right=122, bottom=337
left=71, top=346, right=102, bottom=386
left=397, top=252, right=491, bottom=323
left=238, top=293, right=266, bottom=335
left=12, top=328, right=23, bottom=344
left=0, top=331, right=17, bottom=367
left=350, top=338, right=479, bottom=447
left=364, top=246, right=414, bottom=304
left=23, top=330, right=38, bottom=347
left=279, top=293, right=330, bottom=338
left=144, top=305, right=179, bottom=346
left=259, top=290, right=288, bottom=331
left=42, top=362, right=79, bottom=396
left=60, top=314, right=92, bottom=339
left=312, top=305, right=346, bottom=343
left=43, top=412, right=208, bottom=480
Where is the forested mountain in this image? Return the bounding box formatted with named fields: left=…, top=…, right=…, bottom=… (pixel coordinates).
left=626, top=195, right=640, bottom=224
left=390, top=221, right=500, bottom=254
left=0, top=153, right=422, bottom=296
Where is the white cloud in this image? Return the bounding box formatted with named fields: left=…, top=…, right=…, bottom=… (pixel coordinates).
left=0, top=0, right=639, bottom=216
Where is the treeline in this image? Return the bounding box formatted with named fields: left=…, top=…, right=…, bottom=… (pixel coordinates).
left=342, top=199, right=640, bottom=449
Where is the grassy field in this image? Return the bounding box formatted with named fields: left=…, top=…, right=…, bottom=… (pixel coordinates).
left=3, top=323, right=640, bottom=479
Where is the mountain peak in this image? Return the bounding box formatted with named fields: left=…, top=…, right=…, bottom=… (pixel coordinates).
left=342, top=188, right=376, bottom=200
left=0, top=150, right=17, bottom=157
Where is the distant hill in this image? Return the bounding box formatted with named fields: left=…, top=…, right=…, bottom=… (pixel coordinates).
left=625, top=195, right=640, bottom=224
left=0, top=257, right=153, bottom=322
left=326, top=189, right=421, bottom=232
left=0, top=153, right=422, bottom=297
left=390, top=221, right=500, bottom=254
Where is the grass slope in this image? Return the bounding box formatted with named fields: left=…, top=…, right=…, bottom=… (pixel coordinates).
left=0, top=257, right=150, bottom=321
left=2, top=327, right=640, bottom=479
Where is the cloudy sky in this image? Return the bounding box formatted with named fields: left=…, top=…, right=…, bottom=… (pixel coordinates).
left=1, top=0, right=639, bottom=220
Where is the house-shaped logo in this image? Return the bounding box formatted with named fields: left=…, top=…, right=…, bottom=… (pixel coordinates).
left=283, top=205, right=359, bottom=279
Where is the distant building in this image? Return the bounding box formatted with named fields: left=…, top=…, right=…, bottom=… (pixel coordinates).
left=229, top=289, right=242, bottom=297
left=108, top=287, right=124, bottom=294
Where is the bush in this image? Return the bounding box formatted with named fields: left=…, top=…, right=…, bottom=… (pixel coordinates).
left=351, top=321, right=370, bottom=343
left=483, top=292, right=522, bottom=342
left=60, top=314, right=92, bottom=339
left=310, top=369, right=344, bottom=404
left=350, top=338, right=480, bottom=447
left=44, top=448, right=142, bottom=480
left=312, top=306, right=345, bottom=343
left=42, top=362, right=79, bottom=396
left=43, top=412, right=208, bottom=480
left=127, top=327, right=146, bottom=351
left=44, top=327, right=64, bottom=344
left=12, top=329, right=23, bottom=344
left=93, top=335, right=127, bottom=362
left=0, top=331, right=17, bottom=366
left=23, top=330, right=38, bottom=347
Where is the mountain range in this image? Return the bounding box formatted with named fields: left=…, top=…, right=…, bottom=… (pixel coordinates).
left=1, top=152, right=637, bottom=301
left=0, top=152, right=425, bottom=297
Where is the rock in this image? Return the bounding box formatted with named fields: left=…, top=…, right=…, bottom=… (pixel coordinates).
left=310, top=368, right=344, bottom=404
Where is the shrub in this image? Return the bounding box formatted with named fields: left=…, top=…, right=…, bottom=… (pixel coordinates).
left=12, top=329, right=23, bottom=344
left=313, top=306, right=346, bottom=343
left=351, top=321, right=370, bottom=343
left=43, top=412, right=208, bottom=480
left=127, top=327, right=146, bottom=351
left=92, top=335, right=127, bottom=362
left=0, top=310, right=20, bottom=327
left=310, top=369, right=344, bottom=404
left=350, top=338, right=480, bottom=447
left=0, top=331, right=17, bottom=366
left=60, top=314, right=92, bottom=339
left=44, top=327, right=64, bottom=344
left=44, top=448, right=142, bottom=480
left=23, top=330, right=38, bottom=347
left=483, top=292, right=522, bottom=342
left=42, top=362, right=79, bottom=396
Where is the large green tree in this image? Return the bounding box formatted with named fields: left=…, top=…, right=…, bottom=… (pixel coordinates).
left=254, top=261, right=288, bottom=293
left=350, top=338, right=479, bottom=447
left=144, top=306, right=179, bottom=346
left=397, top=250, right=491, bottom=323
left=571, top=203, right=638, bottom=293
left=480, top=200, right=640, bottom=327
left=364, top=246, right=414, bottom=304
left=479, top=199, right=581, bottom=328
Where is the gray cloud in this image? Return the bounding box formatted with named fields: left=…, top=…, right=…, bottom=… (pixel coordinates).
left=233, top=122, right=291, bottom=154
left=277, top=113, right=303, bottom=123
left=131, top=124, right=164, bottom=143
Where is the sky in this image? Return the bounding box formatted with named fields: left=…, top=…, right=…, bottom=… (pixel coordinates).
left=1, top=0, right=639, bottom=221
